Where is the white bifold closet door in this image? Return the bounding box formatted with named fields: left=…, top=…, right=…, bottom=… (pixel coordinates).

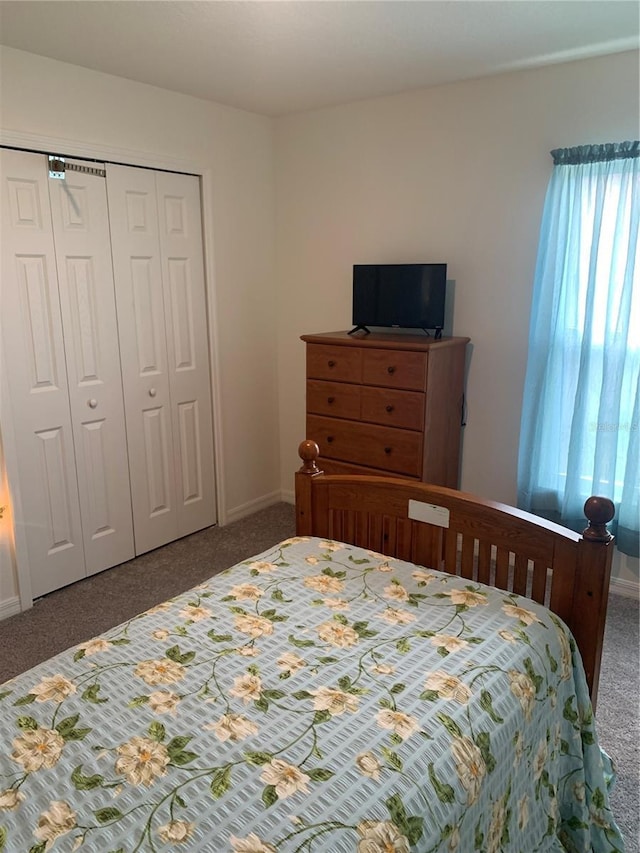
left=0, top=148, right=135, bottom=597
left=106, top=164, right=216, bottom=555
left=1, top=150, right=216, bottom=598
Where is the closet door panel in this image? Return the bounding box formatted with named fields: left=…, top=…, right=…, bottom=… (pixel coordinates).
left=0, top=148, right=85, bottom=596
left=49, top=166, right=135, bottom=574
left=106, top=164, right=178, bottom=554
left=156, top=171, right=216, bottom=535
left=141, top=405, right=173, bottom=515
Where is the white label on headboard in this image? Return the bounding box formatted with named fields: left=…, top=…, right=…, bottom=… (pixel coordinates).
left=408, top=499, right=450, bottom=528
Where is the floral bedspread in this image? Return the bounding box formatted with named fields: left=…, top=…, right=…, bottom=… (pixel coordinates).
left=0, top=536, right=623, bottom=852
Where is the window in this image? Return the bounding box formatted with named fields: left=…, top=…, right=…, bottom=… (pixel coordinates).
left=518, top=142, right=639, bottom=557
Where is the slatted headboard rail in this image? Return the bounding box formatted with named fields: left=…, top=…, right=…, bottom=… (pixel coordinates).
left=295, top=441, right=615, bottom=708
left=328, top=507, right=558, bottom=605
left=314, top=494, right=570, bottom=602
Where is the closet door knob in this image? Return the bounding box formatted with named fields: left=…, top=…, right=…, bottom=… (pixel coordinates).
left=149, top=388, right=157, bottom=398
left=87, top=399, right=98, bottom=409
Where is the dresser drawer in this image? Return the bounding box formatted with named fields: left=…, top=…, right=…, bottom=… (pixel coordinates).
left=314, top=457, right=414, bottom=479
left=307, top=380, right=361, bottom=419
left=360, top=387, right=425, bottom=430
left=307, top=344, right=362, bottom=382
left=307, top=415, right=423, bottom=477
left=362, top=349, right=427, bottom=391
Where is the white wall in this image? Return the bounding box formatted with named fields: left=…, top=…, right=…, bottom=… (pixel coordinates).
left=0, top=47, right=280, bottom=606
left=275, top=50, right=640, bottom=588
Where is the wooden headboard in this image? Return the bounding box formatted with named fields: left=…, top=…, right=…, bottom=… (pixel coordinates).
left=295, top=440, right=615, bottom=709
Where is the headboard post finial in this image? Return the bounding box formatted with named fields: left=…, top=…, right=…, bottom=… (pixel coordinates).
left=582, top=496, right=615, bottom=542
left=298, top=440, right=321, bottom=475
left=296, top=441, right=323, bottom=536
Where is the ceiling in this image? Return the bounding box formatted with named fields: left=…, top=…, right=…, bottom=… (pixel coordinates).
left=0, top=1, right=638, bottom=117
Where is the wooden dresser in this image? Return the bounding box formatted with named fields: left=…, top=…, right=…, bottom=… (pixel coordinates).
left=301, top=331, right=470, bottom=488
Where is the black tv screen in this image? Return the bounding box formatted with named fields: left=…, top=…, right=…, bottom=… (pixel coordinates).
left=352, top=263, right=447, bottom=332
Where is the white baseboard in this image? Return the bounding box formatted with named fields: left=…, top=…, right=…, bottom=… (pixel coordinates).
left=609, top=575, right=640, bottom=599
left=0, top=595, right=21, bottom=622
left=224, top=491, right=284, bottom=525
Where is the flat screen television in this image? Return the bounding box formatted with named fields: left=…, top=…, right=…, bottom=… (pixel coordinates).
left=351, top=263, right=447, bottom=337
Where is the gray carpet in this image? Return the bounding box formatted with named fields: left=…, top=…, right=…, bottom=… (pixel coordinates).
left=0, top=502, right=637, bottom=850
left=597, top=591, right=640, bottom=852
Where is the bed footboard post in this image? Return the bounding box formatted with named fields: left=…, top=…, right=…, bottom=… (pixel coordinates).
left=295, top=440, right=323, bottom=535
left=570, top=497, right=615, bottom=711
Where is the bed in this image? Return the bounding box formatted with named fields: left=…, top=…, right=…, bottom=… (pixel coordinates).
left=0, top=441, right=623, bottom=852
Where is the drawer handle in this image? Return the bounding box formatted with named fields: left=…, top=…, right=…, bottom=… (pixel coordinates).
left=328, top=360, right=336, bottom=368
left=387, top=365, right=396, bottom=374
left=384, top=446, right=392, bottom=454
left=327, top=396, right=335, bottom=404
left=327, top=436, right=334, bottom=444
left=385, top=404, right=394, bottom=413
